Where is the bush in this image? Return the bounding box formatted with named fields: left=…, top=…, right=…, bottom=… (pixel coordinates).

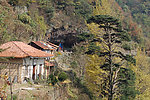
left=54, top=70, right=59, bottom=76
left=58, top=72, right=68, bottom=82
left=18, top=13, right=36, bottom=27
left=48, top=74, right=58, bottom=85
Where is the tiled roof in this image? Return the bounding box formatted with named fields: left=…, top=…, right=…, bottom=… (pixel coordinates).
left=0, top=41, right=53, bottom=58
left=32, top=41, right=58, bottom=50
left=32, top=41, right=51, bottom=50
left=46, top=41, right=59, bottom=49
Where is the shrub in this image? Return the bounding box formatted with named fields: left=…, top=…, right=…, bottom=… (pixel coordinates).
left=48, top=74, right=58, bottom=85
left=58, top=72, right=68, bottom=82
left=54, top=70, right=59, bottom=76
left=18, top=13, right=36, bottom=27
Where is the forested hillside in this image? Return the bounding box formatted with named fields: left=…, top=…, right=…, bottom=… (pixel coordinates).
left=116, top=0, right=150, bottom=49
left=0, top=0, right=150, bottom=99
left=116, top=0, right=150, bottom=36
left=0, top=0, right=149, bottom=47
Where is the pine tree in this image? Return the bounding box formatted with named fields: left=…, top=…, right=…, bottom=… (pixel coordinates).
left=87, top=15, right=136, bottom=100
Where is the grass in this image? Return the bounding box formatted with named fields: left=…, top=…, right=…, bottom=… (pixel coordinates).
left=7, top=95, right=17, bottom=100
left=67, top=86, right=78, bottom=99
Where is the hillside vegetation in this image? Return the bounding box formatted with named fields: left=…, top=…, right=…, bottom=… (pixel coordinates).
left=0, top=0, right=150, bottom=100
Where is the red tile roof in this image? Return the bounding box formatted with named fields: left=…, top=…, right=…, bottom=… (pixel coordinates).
left=0, top=41, right=53, bottom=58
left=32, top=41, right=51, bottom=50
left=32, top=41, right=58, bottom=50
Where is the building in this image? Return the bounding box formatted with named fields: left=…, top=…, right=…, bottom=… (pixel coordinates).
left=0, top=41, right=53, bottom=83
left=29, top=41, right=59, bottom=55
left=29, top=41, right=60, bottom=78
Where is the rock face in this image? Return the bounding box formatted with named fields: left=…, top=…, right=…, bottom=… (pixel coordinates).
left=46, top=27, right=78, bottom=48
left=43, top=5, right=89, bottom=48
left=45, top=12, right=88, bottom=48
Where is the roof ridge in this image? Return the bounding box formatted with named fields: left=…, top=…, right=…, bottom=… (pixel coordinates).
left=47, top=41, right=59, bottom=47
left=12, top=41, right=30, bottom=57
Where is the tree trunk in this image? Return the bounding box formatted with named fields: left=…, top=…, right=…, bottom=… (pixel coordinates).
left=108, top=30, right=113, bottom=100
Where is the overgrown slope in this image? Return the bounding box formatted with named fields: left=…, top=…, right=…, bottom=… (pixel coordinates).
left=0, top=0, right=150, bottom=99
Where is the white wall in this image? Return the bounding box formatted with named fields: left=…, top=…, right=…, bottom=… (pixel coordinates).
left=22, top=57, right=45, bottom=82
left=23, top=57, right=44, bottom=66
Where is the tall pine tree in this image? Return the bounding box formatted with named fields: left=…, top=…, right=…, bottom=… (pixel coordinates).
left=87, top=15, right=136, bottom=100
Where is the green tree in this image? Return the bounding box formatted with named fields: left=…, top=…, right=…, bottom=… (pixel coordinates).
left=131, top=49, right=150, bottom=99
left=118, top=68, right=138, bottom=100
left=74, top=0, right=92, bottom=19
left=87, top=15, right=136, bottom=100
